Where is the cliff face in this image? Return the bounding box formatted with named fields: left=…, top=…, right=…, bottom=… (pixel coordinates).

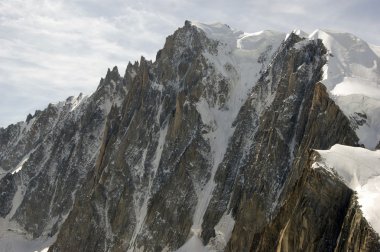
left=245, top=151, right=380, bottom=252
left=0, top=21, right=379, bottom=252
left=50, top=22, right=220, bottom=251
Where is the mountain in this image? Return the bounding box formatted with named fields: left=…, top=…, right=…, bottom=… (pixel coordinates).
left=0, top=21, right=379, bottom=252
left=309, top=29, right=380, bottom=149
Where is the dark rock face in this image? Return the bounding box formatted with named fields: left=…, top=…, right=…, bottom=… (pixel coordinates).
left=50, top=23, right=214, bottom=252
left=376, top=141, right=380, bottom=150
left=334, top=191, right=380, bottom=252
left=0, top=22, right=379, bottom=252
left=246, top=152, right=380, bottom=252
left=0, top=174, right=17, bottom=217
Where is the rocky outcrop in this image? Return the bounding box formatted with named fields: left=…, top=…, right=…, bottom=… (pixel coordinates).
left=249, top=152, right=352, bottom=252
left=334, top=192, right=380, bottom=252
left=0, top=173, right=17, bottom=217
left=242, top=151, right=380, bottom=252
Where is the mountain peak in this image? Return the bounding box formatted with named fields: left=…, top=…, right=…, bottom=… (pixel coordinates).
left=293, top=29, right=308, bottom=38
left=105, top=66, right=120, bottom=81
left=1, top=21, right=379, bottom=252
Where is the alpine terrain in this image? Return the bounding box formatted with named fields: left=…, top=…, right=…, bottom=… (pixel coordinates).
left=0, top=21, right=380, bottom=252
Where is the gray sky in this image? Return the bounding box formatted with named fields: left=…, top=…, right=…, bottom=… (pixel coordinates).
left=1, top=0, right=379, bottom=127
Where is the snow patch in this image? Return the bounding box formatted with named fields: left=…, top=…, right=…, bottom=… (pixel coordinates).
left=0, top=219, right=55, bottom=252
left=69, top=93, right=86, bottom=112
left=334, top=95, right=380, bottom=149
left=192, top=97, right=234, bottom=230
left=175, top=235, right=209, bottom=252
left=7, top=184, right=24, bottom=220
left=331, top=77, right=380, bottom=99
left=206, top=213, right=235, bottom=251
left=293, top=29, right=308, bottom=38
left=314, top=144, right=380, bottom=234
left=11, top=155, right=29, bottom=175
left=0, top=167, right=5, bottom=180
left=310, top=29, right=380, bottom=149
left=191, top=22, right=241, bottom=47
left=177, top=212, right=235, bottom=252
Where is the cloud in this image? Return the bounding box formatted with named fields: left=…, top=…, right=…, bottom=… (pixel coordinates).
left=0, top=0, right=172, bottom=127
left=0, top=0, right=379, bottom=127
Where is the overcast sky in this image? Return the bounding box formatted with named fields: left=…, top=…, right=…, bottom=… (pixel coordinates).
left=0, top=0, right=379, bottom=127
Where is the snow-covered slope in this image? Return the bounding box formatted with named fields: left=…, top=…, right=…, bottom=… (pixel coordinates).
left=313, top=145, right=380, bottom=234
left=188, top=22, right=286, bottom=247
left=0, top=218, right=51, bottom=252
left=309, top=30, right=380, bottom=149
left=191, top=26, right=380, bottom=149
